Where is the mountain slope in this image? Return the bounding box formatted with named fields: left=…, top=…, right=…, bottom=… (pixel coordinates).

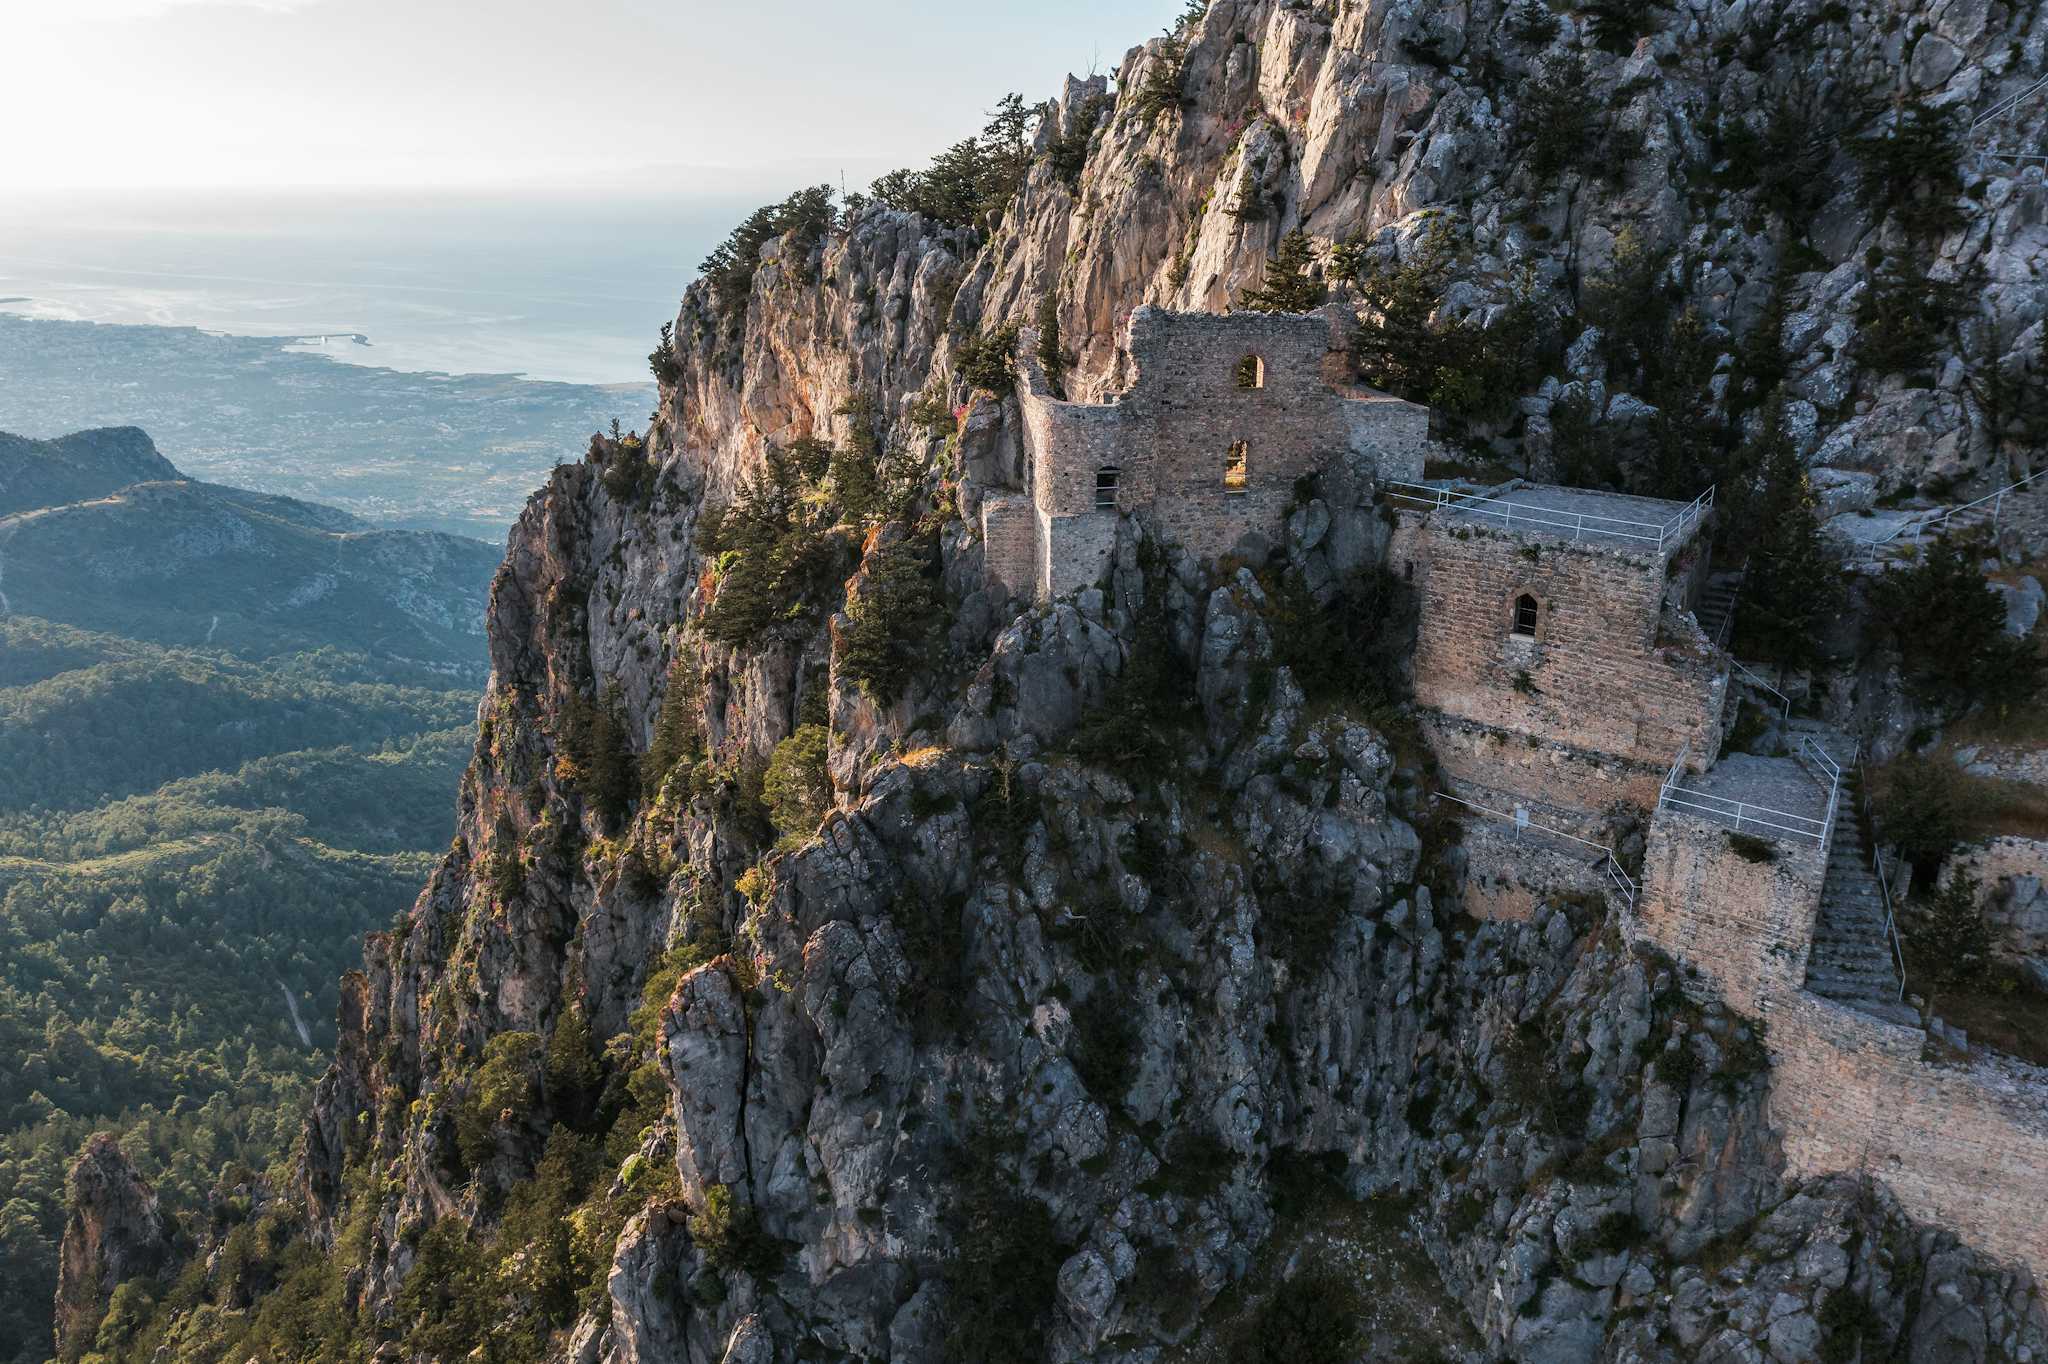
left=90, top=0, right=2048, bottom=1360
left=0, top=436, right=492, bottom=1364
left=0, top=427, right=178, bottom=517
left=0, top=429, right=500, bottom=684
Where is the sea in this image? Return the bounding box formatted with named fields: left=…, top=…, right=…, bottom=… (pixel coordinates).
left=0, top=188, right=756, bottom=387
left=0, top=188, right=763, bottom=536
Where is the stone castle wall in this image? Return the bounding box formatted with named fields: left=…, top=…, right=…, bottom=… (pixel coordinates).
left=1006, top=307, right=1426, bottom=599
left=1421, top=713, right=1666, bottom=831
left=1397, top=511, right=1728, bottom=807
left=1768, top=990, right=2048, bottom=1277
left=980, top=495, right=1039, bottom=600
left=1634, top=791, right=2048, bottom=1279
left=1638, top=804, right=1826, bottom=1015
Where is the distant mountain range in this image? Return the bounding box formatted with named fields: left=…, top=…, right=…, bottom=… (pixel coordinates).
left=0, top=427, right=500, bottom=685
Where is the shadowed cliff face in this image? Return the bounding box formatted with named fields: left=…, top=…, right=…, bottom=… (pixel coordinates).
left=102, top=0, right=2048, bottom=1359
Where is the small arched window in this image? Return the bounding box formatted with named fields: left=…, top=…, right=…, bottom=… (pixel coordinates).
left=1512, top=593, right=1540, bottom=638
left=1235, top=353, right=1266, bottom=390
left=1094, top=466, right=1121, bottom=510
left=1224, top=441, right=1249, bottom=494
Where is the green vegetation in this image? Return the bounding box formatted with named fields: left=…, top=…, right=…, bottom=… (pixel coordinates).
left=1871, top=536, right=2041, bottom=718
left=1342, top=218, right=1555, bottom=435
left=955, top=321, right=1021, bottom=395
left=1853, top=251, right=1965, bottom=380
left=688, top=1182, right=785, bottom=1277
left=697, top=443, right=858, bottom=646
left=1045, top=96, right=1109, bottom=187
left=1905, top=873, right=1998, bottom=989
left=1848, top=98, right=1965, bottom=240
left=648, top=320, right=682, bottom=386
left=1582, top=0, right=1661, bottom=53
left=1266, top=561, right=1418, bottom=713
left=1504, top=0, right=1560, bottom=45
left=1130, top=30, right=1191, bottom=123
left=0, top=623, right=471, bottom=1364
left=940, top=1130, right=1065, bottom=1363
left=560, top=684, right=638, bottom=832
left=838, top=535, right=945, bottom=706
left=1728, top=406, right=1845, bottom=672
left=869, top=94, right=1036, bottom=229
left=1035, top=291, right=1069, bottom=397
left=763, top=724, right=831, bottom=842
left=698, top=185, right=837, bottom=320
left=1234, top=230, right=1327, bottom=314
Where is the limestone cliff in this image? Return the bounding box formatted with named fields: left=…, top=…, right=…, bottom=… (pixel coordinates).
left=106, top=0, right=2048, bottom=1361
left=52, top=1135, right=175, bottom=1361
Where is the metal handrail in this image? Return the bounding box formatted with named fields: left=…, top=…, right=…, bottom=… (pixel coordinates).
left=1656, top=788, right=1831, bottom=843
left=1431, top=789, right=1639, bottom=914
left=1855, top=755, right=1910, bottom=1004
left=1656, top=733, right=1840, bottom=846
left=1730, top=658, right=1791, bottom=721
left=1384, top=481, right=1715, bottom=551
left=1972, top=74, right=2048, bottom=131
left=1793, top=734, right=1847, bottom=849
left=1868, top=467, right=2048, bottom=552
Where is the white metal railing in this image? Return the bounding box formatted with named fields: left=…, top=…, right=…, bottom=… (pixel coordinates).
left=1972, top=74, right=2048, bottom=132
left=1384, top=481, right=1715, bottom=551
left=1730, top=658, right=1791, bottom=722
left=1795, top=734, right=1846, bottom=850
left=1431, top=789, right=1640, bottom=918
left=1656, top=786, right=1830, bottom=844
left=1864, top=467, right=2048, bottom=562
left=1655, top=733, right=1841, bottom=847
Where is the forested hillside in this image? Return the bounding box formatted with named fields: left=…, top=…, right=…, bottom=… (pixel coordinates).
left=0, top=432, right=490, bottom=1364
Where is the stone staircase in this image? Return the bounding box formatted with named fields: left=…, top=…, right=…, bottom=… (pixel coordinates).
left=1694, top=569, right=1742, bottom=647
left=1786, top=729, right=1916, bottom=1020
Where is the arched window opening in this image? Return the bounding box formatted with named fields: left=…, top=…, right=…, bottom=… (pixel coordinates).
left=1235, top=353, right=1266, bottom=390
left=1224, top=441, right=1249, bottom=494
left=1094, top=466, right=1121, bottom=510
left=1512, top=593, right=1540, bottom=638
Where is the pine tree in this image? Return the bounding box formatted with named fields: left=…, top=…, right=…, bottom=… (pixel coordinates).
left=1234, top=230, right=1327, bottom=313
left=1853, top=253, right=1965, bottom=379
left=1505, top=0, right=1560, bottom=46
left=576, top=685, right=638, bottom=831
left=1849, top=97, right=1966, bottom=240
left=643, top=660, right=703, bottom=798
left=1035, top=291, right=1069, bottom=398
left=1729, top=278, right=1789, bottom=419
left=1875, top=535, right=2042, bottom=715
left=1732, top=405, right=1844, bottom=671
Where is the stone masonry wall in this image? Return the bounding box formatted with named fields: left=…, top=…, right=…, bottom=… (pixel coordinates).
left=1009, top=307, right=1426, bottom=596
left=1638, top=806, right=1826, bottom=1015
left=1422, top=713, right=1664, bottom=831
left=1457, top=819, right=1611, bottom=922
left=1769, top=990, right=2048, bottom=1277
left=981, top=494, right=1038, bottom=600
left=1401, top=511, right=1728, bottom=788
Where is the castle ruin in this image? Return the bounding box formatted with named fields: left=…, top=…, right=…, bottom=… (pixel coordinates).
left=982, top=306, right=1428, bottom=602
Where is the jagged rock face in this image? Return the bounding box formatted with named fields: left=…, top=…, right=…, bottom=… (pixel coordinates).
left=966, top=0, right=2047, bottom=482
left=52, top=1134, right=174, bottom=1359
left=256, top=0, right=2048, bottom=1359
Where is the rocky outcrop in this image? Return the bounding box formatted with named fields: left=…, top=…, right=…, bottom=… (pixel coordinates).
left=51, top=1134, right=174, bottom=1360
left=140, top=0, right=2048, bottom=1359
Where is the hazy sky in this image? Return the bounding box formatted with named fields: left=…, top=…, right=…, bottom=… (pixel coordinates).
left=2, top=0, right=1181, bottom=194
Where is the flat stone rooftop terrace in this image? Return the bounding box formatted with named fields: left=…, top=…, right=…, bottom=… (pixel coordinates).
left=1662, top=752, right=1831, bottom=844
left=1393, top=479, right=1712, bottom=554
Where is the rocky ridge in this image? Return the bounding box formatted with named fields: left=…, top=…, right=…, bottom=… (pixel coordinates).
left=80, top=0, right=2048, bottom=1359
